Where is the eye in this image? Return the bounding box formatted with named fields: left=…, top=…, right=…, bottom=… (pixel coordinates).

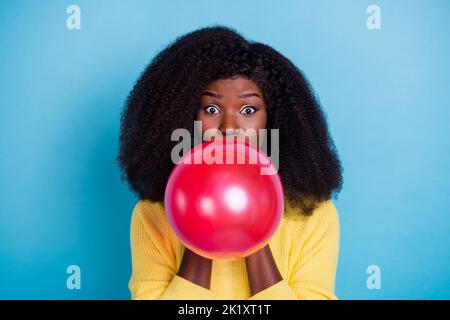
left=204, top=104, right=221, bottom=115
left=239, top=105, right=257, bottom=115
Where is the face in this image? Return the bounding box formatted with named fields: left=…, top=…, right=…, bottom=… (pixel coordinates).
left=196, top=77, right=267, bottom=147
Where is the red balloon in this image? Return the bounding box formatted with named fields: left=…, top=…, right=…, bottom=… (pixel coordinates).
left=164, top=138, right=284, bottom=260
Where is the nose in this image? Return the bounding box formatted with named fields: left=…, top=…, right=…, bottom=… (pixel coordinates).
left=219, top=112, right=239, bottom=136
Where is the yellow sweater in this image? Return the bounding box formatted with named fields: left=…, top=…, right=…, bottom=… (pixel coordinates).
left=128, top=198, right=340, bottom=300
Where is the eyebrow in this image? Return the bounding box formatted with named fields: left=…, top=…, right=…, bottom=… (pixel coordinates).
left=239, top=92, right=261, bottom=98
left=201, top=91, right=261, bottom=99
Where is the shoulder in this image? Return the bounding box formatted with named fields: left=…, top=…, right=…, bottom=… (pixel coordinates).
left=311, top=200, right=340, bottom=227
left=129, top=199, right=183, bottom=267
left=283, top=199, right=340, bottom=240
left=132, top=199, right=166, bottom=223
left=130, top=199, right=176, bottom=242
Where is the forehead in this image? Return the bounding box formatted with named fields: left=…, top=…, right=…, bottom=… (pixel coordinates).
left=203, top=77, right=262, bottom=95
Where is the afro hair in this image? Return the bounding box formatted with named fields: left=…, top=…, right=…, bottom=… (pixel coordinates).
left=117, top=25, right=343, bottom=216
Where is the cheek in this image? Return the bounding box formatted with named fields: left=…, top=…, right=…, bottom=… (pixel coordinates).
left=196, top=113, right=219, bottom=132
left=243, top=111, right=267, bottom=131
left=259, top=111, right=268, bottom=129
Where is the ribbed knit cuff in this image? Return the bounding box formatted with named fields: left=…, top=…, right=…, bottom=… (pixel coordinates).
left=159, top=275, right=214, bottom=300
left=248, top=280, right=297, bottom=300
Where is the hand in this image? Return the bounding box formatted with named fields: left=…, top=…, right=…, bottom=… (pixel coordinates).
left=177, top=247, right=212, bottom=289
left=245, top=244, right=283, bottom=295
left=245, top=244, right=271, bottom=262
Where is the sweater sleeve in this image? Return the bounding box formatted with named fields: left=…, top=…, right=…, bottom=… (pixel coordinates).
left=128, top=201, right=213, bottom=300
left=248, top=200, right=340, bottom=300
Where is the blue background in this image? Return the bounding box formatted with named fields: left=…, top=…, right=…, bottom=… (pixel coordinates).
left=1, top=0, right=449, bottom=299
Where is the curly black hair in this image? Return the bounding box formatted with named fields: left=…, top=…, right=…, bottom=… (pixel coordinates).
left=117, top=25, right=343, bottom=216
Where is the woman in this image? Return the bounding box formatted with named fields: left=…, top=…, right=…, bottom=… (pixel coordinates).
left=117, top=26, right=343, bottom=299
